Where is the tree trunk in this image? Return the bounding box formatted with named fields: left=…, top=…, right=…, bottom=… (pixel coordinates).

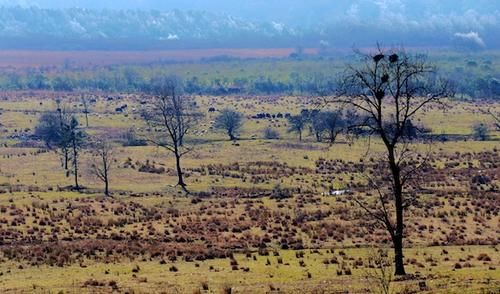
left=329, top=130, right=337, bottom=144
left=58, top=109, right=69, bottom=170
left=73, top=140, right=79, bottom=189
left=64, top=148, right=69, bottom=170
left=393, top=233, right=405, bottom=275
left=315, top=132, right=321, bottom=142
left=174, top=149, right=187, bottom=192
left=388, top=146, right=406, bottom=276
left=229, top=131, right=236, bottom=141
left=85, top=113, right=89, bottom=127
left=104, top=177, right=109, bottom=196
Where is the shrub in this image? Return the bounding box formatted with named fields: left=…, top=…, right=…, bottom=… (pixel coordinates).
left=122, top=128, right=147, bottom=146
left=270, top=184, right=292, bottom=200
left=472, top=123, right=489, bottom=141
left=344, top=267, right=352, bottom=275
left=477, top=253, right=492, bottom=261
left=108, top=280, right=118, bottom=290
left=263, top=127, right=280, bottom=140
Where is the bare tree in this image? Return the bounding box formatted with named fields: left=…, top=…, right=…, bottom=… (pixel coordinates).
left=91, top=140, right=113, bottom=196
left=214, top=109, right=243, bottom=140
left=56, top=99, right=71, bottom=170
left=141, top=76, right=199, bottom=193
left=335, top=46, right=450, bottom=275
left=81, top=94, right=92, bottom=127
left=68, top=116, right=86, bottom=190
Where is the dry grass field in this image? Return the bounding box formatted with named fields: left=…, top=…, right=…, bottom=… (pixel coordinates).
left=0, top=91, right=498, bottom=293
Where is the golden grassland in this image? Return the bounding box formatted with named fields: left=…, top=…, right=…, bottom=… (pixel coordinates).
left=0, top=93, right=498, bottom=293
left=0, top=246, right=498, bottom=293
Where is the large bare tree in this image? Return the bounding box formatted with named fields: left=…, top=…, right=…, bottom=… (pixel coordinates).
left=91, top=139, right=113, bottom=196
left=141, top=76, right=199, bottom=193
left=335, top=46, right=451, bottom=275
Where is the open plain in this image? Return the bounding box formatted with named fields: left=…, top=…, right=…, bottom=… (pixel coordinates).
left=0, top=89, right=498, bottom=293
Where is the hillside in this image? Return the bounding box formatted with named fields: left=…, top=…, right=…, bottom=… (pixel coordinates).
left=0, top=7, right=297, bottom=49
left=0, top=6, right=499, bottom=50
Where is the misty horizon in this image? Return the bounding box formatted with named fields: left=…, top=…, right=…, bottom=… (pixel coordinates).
left=0, top=0, right=498, bottom=50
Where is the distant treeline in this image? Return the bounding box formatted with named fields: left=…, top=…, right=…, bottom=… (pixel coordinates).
left=2, top=68, right=335, bottom=95
left=0, top=55, right=499, bottom=98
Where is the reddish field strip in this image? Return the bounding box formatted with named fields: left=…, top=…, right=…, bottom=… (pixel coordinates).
left=0, top=48, right=319, bottom=68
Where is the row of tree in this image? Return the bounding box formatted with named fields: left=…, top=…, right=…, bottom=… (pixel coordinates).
left=1, top=63, right=498, bottom=98
left=0, top=71, right=335, bottom=95
left=30, top=47, right=494, bottom=278
left=36, top=76, right=203, bottom=195
left=33, top=93, right=427, bottom=200
left=35, top=102, right=112, bottom=196
left=214, top=108, right=354, bottom=143
left=287, top=109, right=354, bottom=143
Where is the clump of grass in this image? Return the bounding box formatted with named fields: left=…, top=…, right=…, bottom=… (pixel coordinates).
left=477, top=253, right=491, bottom=261
left=222, top=284, right=232, bottom=294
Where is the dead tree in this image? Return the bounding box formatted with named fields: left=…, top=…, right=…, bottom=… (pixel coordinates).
left=141, top=76, right=199, bottom=193
left=335, top=46, right=450, bottom=275
left=91, top=140, right=113, bottom=196
left=81, top=94, right=91, bottom=127
left=67, top=116, right=86, bottom=190
left=56, top=99, right=71, bottom=170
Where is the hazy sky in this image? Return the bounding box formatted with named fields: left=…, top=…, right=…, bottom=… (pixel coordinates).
left=0, top=0, right=498, bottom=49
left=0, top=0, right=498, bottom=26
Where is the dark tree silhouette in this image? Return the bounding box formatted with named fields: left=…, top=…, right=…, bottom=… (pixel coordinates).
left=335, top=46, right=450, bottom=276
left=310, top=111, right=327, bottom=142
left=81, top=94, right=92, bottom=127
left=34, top=112, right=62, bottom=148
left=472, top=123, right=490, bottom=141
left=35, top=102, right=72, bottom=171
left=56, top=100, right=73, bottom=170
left=310, top=110, right=349, bottom=144
left=141, top=76, right=200, bottom=193
left=322, top=110, right=346, bottom=144
left=214, top=109, right=243, bottom=140
left=287, top=114, right=307, bottom=141
left=91, top=139, right=113, bottom=196
left=67, top=116, right=86, bottom=190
